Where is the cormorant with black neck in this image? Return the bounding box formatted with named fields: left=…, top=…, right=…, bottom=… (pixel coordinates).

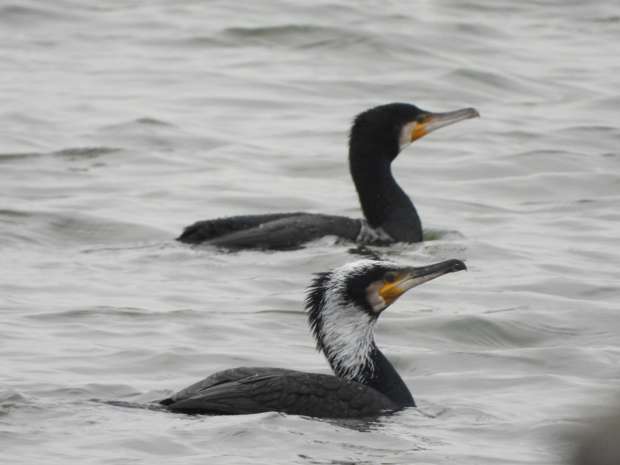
left=177, top=103, right=479, bottom=250
left=159, top=258, right=466, bottom=418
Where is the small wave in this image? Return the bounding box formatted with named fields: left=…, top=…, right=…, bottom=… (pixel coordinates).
left=101, top=117, right=176, bottom=132
left=415, top=315, right=566, bottom=348
left=149, top=35, right=235, bottom=49
left=0, top=209, right=31, bottom=218
left=26, top=306, right=201, bottom=322
left=0, top=209, right=169, bottom=248
left=52, top=146, right=121, bottom=159
left=0, top=147, right=121, bottom=162
left=422, top=228, right=466, bottom=242
left=0, top=390, right=31, bottom=416
left=0, top=390, right=28, bottom=404
left=554, top=125, right=620, bottom=138
left=0, top=151, right=40, bottom=162
left=512, top=149, right=583, bottom=158
left=0, top=4, right=78, bottom=24
left=445, top=68, right=552, bottom=97
left=134, top=117, right=175, bottom=127
left=223, top=24, right=341, bottom=40
left=220, top=24, right=373, bottom=50
left=591, top=15, right=620, bottom=24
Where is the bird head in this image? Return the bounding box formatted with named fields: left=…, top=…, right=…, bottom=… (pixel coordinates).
left=305, top=258, right=466, bottom=381
left=350, top=103, right=479, bottom=162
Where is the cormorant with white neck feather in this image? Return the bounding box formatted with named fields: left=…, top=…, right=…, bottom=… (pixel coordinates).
left=177, top=103, right=479, bottom=250
left=159, top=258, right=466, bottom=418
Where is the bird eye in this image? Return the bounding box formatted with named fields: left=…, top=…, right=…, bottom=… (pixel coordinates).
left=384, top=272, right=398, bottom=283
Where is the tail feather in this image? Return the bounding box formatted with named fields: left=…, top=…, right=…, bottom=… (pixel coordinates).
left=94, top=399, right=169, bottom=412
left=177, top=213, right=304, bottom=244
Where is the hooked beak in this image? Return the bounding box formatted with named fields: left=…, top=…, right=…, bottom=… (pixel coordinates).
left=410, top=107, right=480, bottom=142
left=379, top=259, right=466, bottom=306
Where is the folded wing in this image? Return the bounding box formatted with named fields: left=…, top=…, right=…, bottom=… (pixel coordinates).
left=160, top=367, right=398, bottom=418
left=178, top=213, right=361, bottom=250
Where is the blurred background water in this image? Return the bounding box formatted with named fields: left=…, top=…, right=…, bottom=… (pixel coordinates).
left=1, top=1, right=620, bottom=464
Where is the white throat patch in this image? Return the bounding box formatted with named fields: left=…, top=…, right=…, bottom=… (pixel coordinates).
left=365, top=280, right=387, bottom=313
left=399, top=121, right=416, bottom=152
left=316, top=260, right=396, bottom=382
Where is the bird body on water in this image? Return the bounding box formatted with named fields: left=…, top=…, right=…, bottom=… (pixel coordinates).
left=160, top=258, right=466, bottom=418
left=178, top=103, right=479, bottom=250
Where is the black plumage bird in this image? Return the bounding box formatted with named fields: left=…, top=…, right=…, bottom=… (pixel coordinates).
left=177, top=103, right=479, bottom=250
left=160, top=258, right=466, bottom=418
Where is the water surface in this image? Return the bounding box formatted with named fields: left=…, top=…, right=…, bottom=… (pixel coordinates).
left=2, top=1, right=620, bottom=464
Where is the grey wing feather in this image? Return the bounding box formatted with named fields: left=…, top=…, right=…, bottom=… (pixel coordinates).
left=181, top=214, right=361, bottom=250
left=160, top=367, right=299, bottom=406
left=208, top=214, right=360, bottom=250
left=161, top=370, right=398, bottom=418
left=178, top=213, right=304, bottom=244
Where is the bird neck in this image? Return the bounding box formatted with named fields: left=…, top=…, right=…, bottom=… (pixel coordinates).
left=349, top=150, right=422, bottom=242
left=317, top=302, right=378, bottom=383
left=364, top=344, right=415, bottom=408
left=306, top=272, right=415, bottom=408
left=323, top=336, right=414, bottom=408
left=317, top=312, right=414, bottom=408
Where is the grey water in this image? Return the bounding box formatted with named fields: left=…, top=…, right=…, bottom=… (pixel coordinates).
left=1, top=1, right=620, bottom=464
